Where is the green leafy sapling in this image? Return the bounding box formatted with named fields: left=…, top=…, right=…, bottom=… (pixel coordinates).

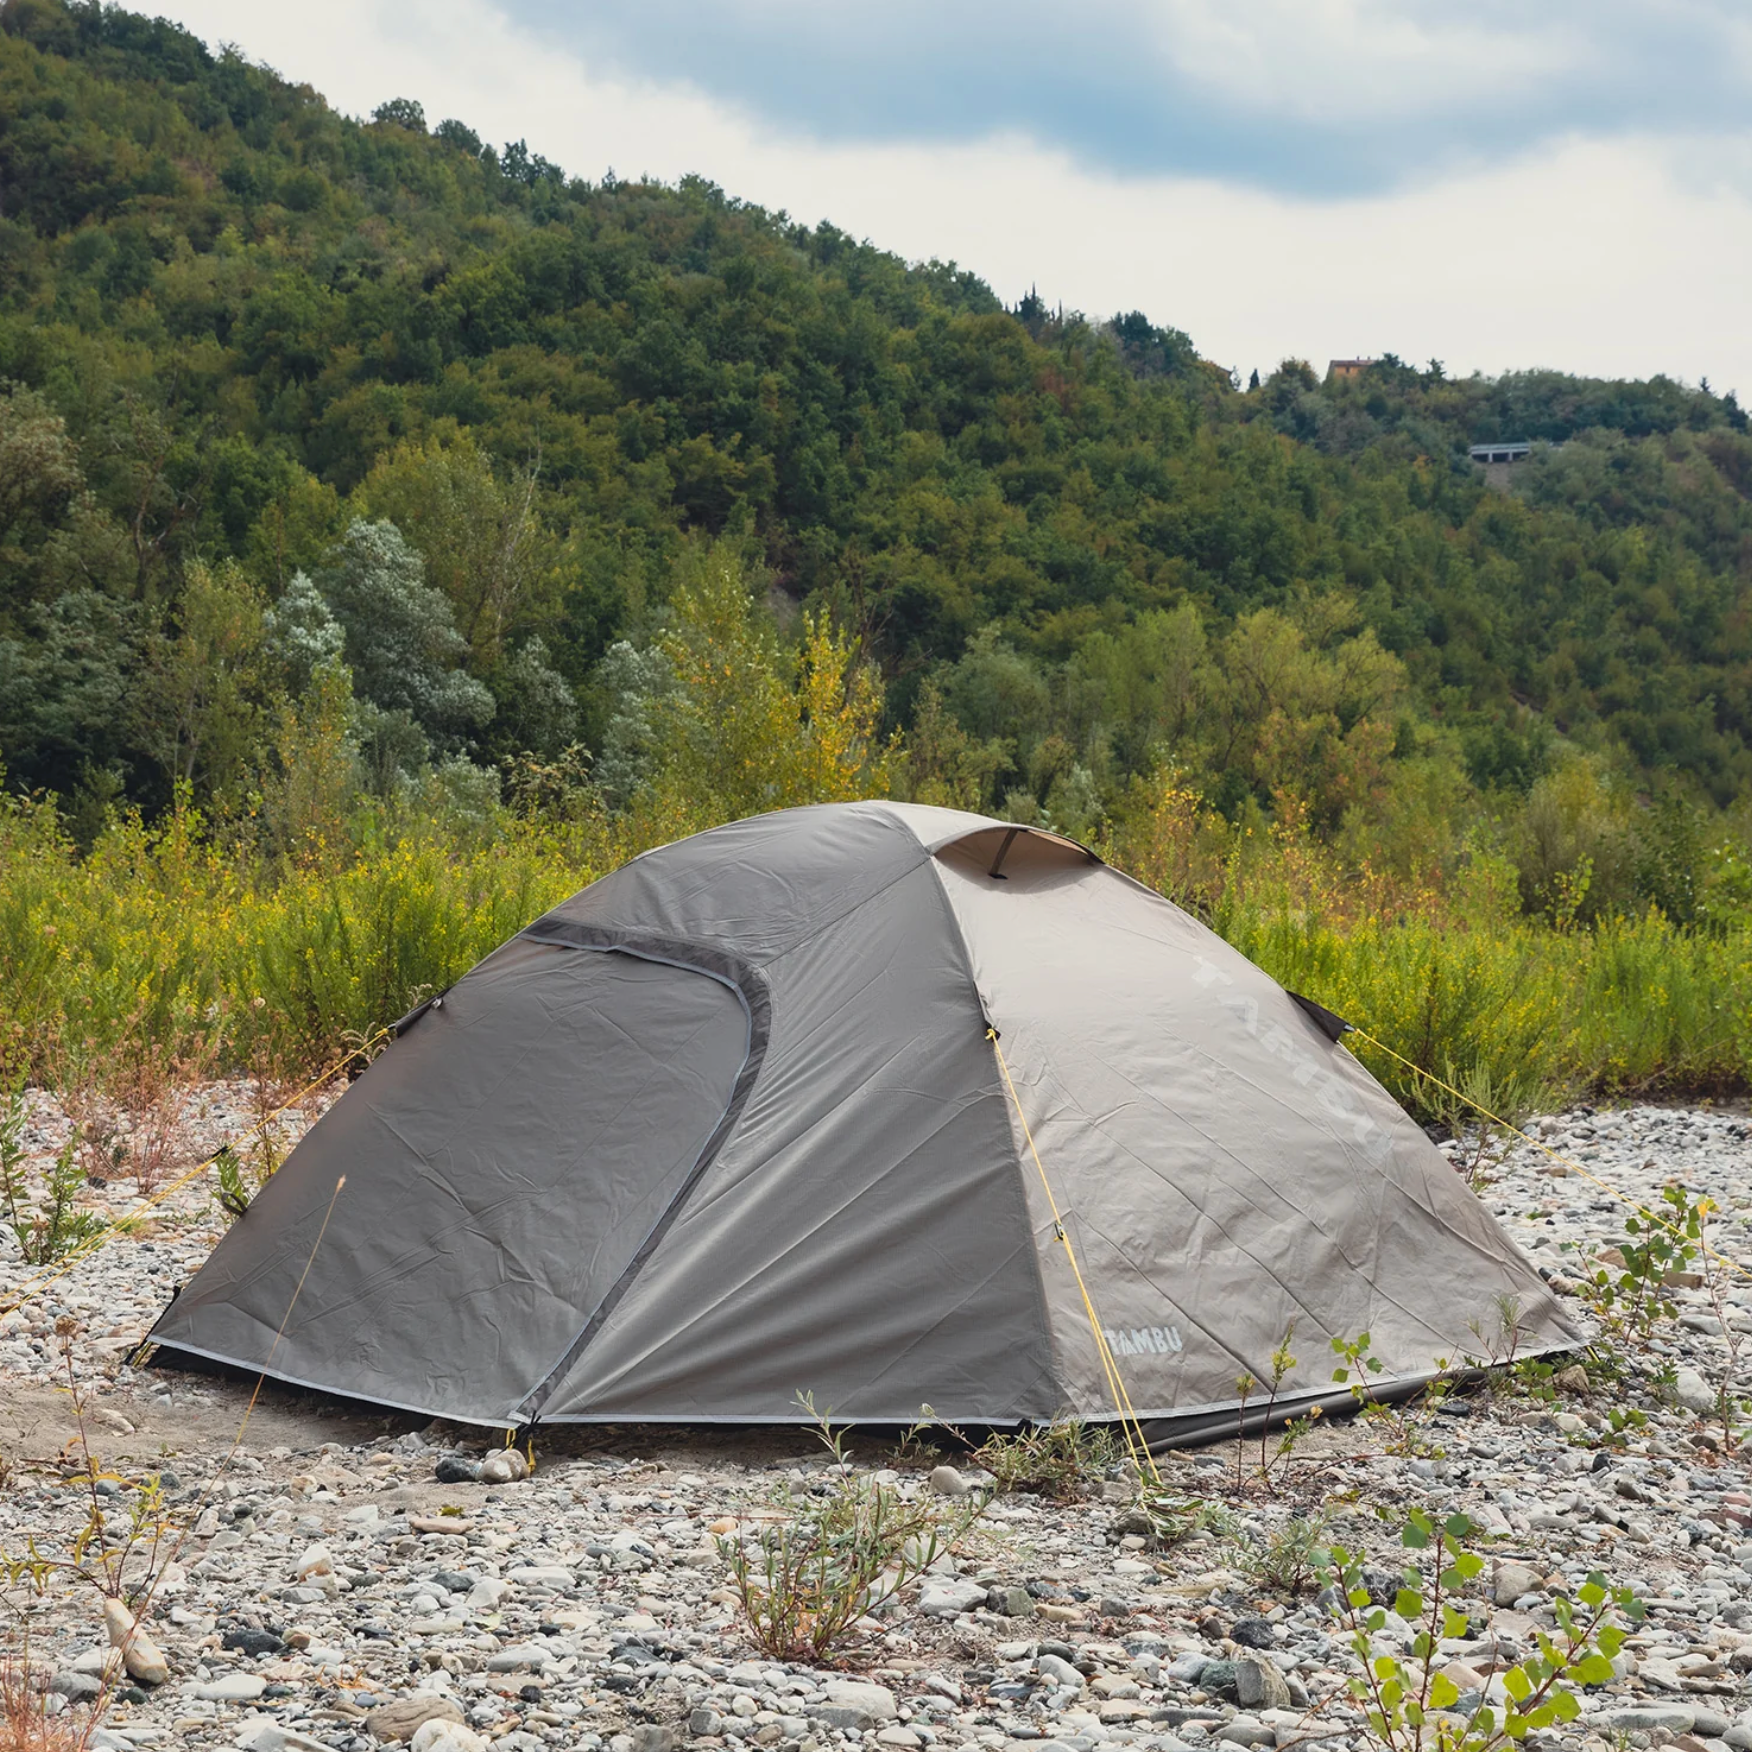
left=1320, top=1507, right=1642, bottom=1752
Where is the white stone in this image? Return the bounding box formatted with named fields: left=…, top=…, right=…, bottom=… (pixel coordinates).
left=919, top=1578, right=989, bottom=1617
left=410, top=1726, right=490, bottom=1752
left=293, top=1542, right=333, bottom=1580
left=818, top=1679, right=899, bottom=1724
left=189, top=1671, right=267, bottom=1702
left=1676, top=1369, right=1718, bottom=1414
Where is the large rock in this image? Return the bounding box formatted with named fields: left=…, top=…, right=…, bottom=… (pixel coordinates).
left=988, top=1585, right=1036, bottom=1617
left=1235, top=1656, right=1290, bottom=1712
left=1198, top=1659, right=1241, bottom=1701
left=102, top=1598, right=169, bottom=1685
left=293, top=1543, right=332, bottom=1581
left=410, top=1725, right=489, bottom=1752
left=1591, top=1705, right=1697, bottom=1733
left=236, top=1724, right=337, bottom=1752
left=1492, top=1562, right=1542, bottom=1605
left=808, top=1679, right=898, bottom=1731
left=1675, top=1369, right=1717, bottom=1414
left=365, top=1696, right=468, bottom=1744
left=1037, top=1653, right=1085, bottom=1692
left=506, top=1564, right=574, bottom=1591
left=918, top=1577, right=988, bottom=1617
left=484, top=1643, right=552, bottom=1672
left=189, top=1671, right=267, bottom=1701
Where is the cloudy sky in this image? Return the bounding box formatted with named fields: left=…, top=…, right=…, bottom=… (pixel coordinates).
left=154, top=0, right=1752, bottom=395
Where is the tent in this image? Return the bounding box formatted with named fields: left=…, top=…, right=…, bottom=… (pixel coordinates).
left=149, top=801, right=1579, bottom=1442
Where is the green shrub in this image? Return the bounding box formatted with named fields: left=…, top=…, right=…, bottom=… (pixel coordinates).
left=1321, top=1508, right=1642, bottom=1752
left=720, top=1397, right=983, bottom=1661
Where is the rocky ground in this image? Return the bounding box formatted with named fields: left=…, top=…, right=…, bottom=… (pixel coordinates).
left=3, top=1092, right=1752, bottom=1752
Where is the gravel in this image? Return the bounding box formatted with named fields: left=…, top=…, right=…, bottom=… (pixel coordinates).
left=4, top=1094, right=1752, bottom=1752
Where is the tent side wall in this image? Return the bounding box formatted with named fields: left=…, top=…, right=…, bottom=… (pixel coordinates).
left=933, top=832, right=1581, bottom=1439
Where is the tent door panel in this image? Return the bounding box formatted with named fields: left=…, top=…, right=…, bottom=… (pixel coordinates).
left=148, top=938, right=748, bottom=1424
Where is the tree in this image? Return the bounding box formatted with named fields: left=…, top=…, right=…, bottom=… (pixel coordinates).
left=605, top=543, right=890, bottom=827
left=483, top=636, right=578, bottom=760
left=371, top=97, right=425, bottom=131
left=352, top=434, right=557, bottom=666
left=263, top=571, right=344, bottom=692
left=312, top=520, right=493, bottom=749
left=0, top=590, right=142, bottom=794
left=135, top=560, right=270, bottom=800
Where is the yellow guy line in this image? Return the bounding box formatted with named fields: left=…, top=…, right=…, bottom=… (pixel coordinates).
left=1, top=1028, right=391, bottom=1322
left=986, top=1028, right=1163, bottom=1484
left=1348, top=1025, right=1752, bottom=1285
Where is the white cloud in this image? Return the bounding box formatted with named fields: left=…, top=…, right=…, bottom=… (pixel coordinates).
left=158, top=0, right=1752, bottom=397
left=1140, top=0, right=1583, bottom=119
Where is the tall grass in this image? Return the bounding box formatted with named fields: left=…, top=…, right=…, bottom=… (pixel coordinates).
left=0, top=796, right=594, bottom=1080
left=1108, top=783, right=1752, bottom=1122
left=2, top=790, right=1749, bottom=1124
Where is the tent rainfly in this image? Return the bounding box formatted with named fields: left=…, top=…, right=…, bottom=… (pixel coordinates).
left=148, top=801, right=1580, bottom=1444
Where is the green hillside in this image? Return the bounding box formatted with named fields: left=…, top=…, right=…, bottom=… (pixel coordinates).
left=3, top=0, right=1752, bottom=925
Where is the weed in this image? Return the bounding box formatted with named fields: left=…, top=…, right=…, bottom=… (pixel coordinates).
left=889, top=1407, right=946, bottom=1470
left=973, top=1417, right=1120, bottom=1502
left=213, top=1147, right=251, bottom=1222
left=1583, top=1184, right=1703, bottom=1345
left=0, top=1651, right=100, bottom=1751
left=1135, top=1480, right=1234, bottom=1550
left=1465, top=1295, right=1533, bottom=1371
left=1685, top=1197, right=1752, bottom=1450
left=1331, top=1331, right=1386, bottom=1409
left=720, top=1394, right=984, bottom=1661
left=1330, top=1332, right=1455, bottom=1457
left=2, top=1118, right=105, bottom=1268
left=1320, top=1507, right=1643, bottom=1752
left=1232, top=1512, right=1331, bottom=1597
left=0, top=1323, right=176, bottom=1609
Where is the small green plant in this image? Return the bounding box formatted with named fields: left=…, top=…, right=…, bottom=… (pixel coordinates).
left=1231, top=1324, right=1324, bottom=1492
left=1583, top=1185, right=1703, bottom=1344
left=1599, top=1404, right=1649, bottom=1448
left=974, top=1416, right=1120, bottom=1501
left=1233, top=1512, right=1331, bottom=1597
left=888, top=1405, right=946, bottom=1470
left=1134, top=1478, right=1234, bottom=1549
left=1320, top=1507, right=1642, bottom=1752
left=1331, top=1332, right=1454, bottom=1457
left=2, top=1093, right=106, bottom=1267
left=1686, top=1197, right=1752, bottom=1452
left=213, top=1147, right=252, bottom=1221
left=719, top=1393, right=984, bottom=1661
left=1332, top=1330, right=1386, bottom=1407
left=0, top=1322, right=177, bottom=1610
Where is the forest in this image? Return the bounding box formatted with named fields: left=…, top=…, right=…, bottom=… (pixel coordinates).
left=4, top=0, right=1752, bottom=1116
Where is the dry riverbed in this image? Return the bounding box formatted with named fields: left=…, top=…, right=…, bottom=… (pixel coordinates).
left=3, top=1091, right=1752, bottom=1752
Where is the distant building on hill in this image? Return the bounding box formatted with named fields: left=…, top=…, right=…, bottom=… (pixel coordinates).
left=1470, top=440, right=1533, bottom=492
left=1327, top=357, right=1373, bottom=380
left=1469, top=441, right=1532, bottom=465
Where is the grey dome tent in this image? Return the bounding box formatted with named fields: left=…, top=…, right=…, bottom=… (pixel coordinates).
left=148, top=801, right=1579, bottom=1442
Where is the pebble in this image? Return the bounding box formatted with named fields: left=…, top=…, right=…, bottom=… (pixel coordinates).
left=4, top=1097, right=1752, bottom=1752
left=929, top=1464, right=972, bottom=1497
